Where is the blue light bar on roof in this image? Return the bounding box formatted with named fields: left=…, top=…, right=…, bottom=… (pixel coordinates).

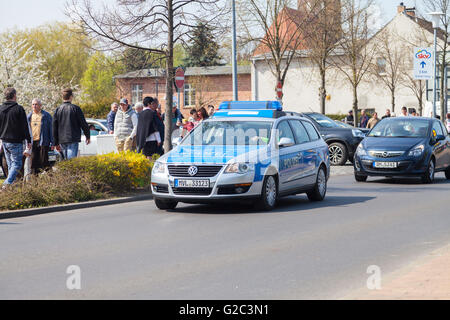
left=219, top=101, right=283, bottom=111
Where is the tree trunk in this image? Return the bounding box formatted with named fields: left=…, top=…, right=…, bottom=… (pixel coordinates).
left=418, top=81, right=423, bottom=116
left=352, top=85, right=358, bottom=128
left=163, top=0, right=174, bottom=153
left=391, top=89, right=395, bottom=113
left=320, top=70, right=326, bottom=115
left=440, top=59, right=446, bottom=123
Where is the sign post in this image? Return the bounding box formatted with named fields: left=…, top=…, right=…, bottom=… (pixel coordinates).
left=174, top=67, right=185, bottom=111
left=413, top=47, right=433, bottom=80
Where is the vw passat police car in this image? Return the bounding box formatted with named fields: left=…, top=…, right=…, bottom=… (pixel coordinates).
left=151, top=101, right=330, bottom=211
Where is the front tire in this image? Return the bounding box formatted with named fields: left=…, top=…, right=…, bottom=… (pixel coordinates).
left=257, top=175, right=278, bottom=211
left=354, top=172, right=368, bottom=182
left=329, top=142, right=348, bottom=166
left=421, top=159, right=435, bottom=184
left=445, top=166, right=450, bottom=179
left=155, top=198, right=178, bottom=210
left=307, top=167, right=327, bottom=201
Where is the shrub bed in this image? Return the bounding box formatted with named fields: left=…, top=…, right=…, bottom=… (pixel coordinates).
left=0, top=151, right=156, bottom=211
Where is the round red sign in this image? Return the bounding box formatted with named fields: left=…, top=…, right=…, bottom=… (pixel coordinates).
left=276, top=81, right=283, bottom=99
left=175, top=68, right=185, bottom=89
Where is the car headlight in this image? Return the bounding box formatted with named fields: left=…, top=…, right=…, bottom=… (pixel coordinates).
left=408, top=144, right=425, bottom=157
left=225, top=163, right=255, bottom=174
left=152, top=161, right=166, bottom=174
left=356, top=143, right=367, bottom=156
left=352, top=129, right=366, bottom=138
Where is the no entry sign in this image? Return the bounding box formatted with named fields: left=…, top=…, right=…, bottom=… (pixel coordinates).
left=276, top=81, right=283, bottom=99
left=175, top=68, right=185, bottom=90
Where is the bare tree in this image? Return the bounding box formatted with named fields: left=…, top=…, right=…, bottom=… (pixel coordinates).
left=332, top=0, right=376, bottom=127
left=238, top=0, right=319, bottom=101
left=423, top=0, right=450, bottom=121
left=369, top=30, right=405, bottom=113
left=302, top=0, right=342, bottom=114
left=66, top=0, right=227, bottom=151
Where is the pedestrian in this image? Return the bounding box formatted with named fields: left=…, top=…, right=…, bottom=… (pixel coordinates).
left=366, top=112, right=380, bottom=129
left=0, top=87, right=32, bottom=186
left=107, top=102, right=118, bottom=134
left=137, top=97, right=161, bottom=159
left=198, top=107, right=209, bottom=123
left=344, top=110, right=354, bottom=126
left=114, top=98, right=138, bottom=152
left=207, top=105, right=215, bottom=117
left=151, top=98, right=165, bottom=155
left=134, top=102, right=144, bottom=115
left=399, top=106, right=408, bottom=117
left=163, top=105, right=183, bottom=133
left=359, top=109, right=369, bottom=128
left=53, top=88, right=90, bottom=160
left=382, top=109, right=391, bottom=119
left=27, top=99, right=53, bottom=174
left=446, top=113, right=450, bottom=132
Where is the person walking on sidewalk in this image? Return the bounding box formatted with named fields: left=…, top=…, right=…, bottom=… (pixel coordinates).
left=0, top=87, right=32, bottom=186
left=53, top=88, right=90, bottom=160
left=107, top=102, right=118, bottom=134
left=137, top=97, right=160, bottom=159
left=114, top=98, right=138, bottom=152
left=27, top=99, right=53, bottom=174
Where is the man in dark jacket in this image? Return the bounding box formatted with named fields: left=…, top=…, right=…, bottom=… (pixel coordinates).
left=0, top=87, right=31, bottom=186
left=28, top=99, right=53, bottom=173
left=359, top=109, right=369, bottom=128
left=53, top=88, right=90, bottom=160
left=107, top=102, right=118, bottom=134
left=151, top=98, right=165, bottom=155
left=137, top=97, right=160, bottom=159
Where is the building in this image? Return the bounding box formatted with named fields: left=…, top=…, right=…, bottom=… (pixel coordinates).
left=115, top=66, right=251, bottom=117
left=252, top=1, right=445, bottom=117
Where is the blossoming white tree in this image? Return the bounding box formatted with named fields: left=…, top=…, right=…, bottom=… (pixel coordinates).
left=0, top=37, right=61, bottom=113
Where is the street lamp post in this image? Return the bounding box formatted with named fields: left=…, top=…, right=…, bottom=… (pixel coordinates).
left=428, top=11, right=445, bottom=118
left=232, top=0, right=238, bottom=101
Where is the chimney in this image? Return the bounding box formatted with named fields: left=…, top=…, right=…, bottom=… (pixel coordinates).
left=397, top=2, right=416, bottom=17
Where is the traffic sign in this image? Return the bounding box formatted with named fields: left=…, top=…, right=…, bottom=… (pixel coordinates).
left=175, top=67, right=185, bottom=90
left=276, top=81, right=283, bottom=99
left=413, top=47, right=433, bottom=80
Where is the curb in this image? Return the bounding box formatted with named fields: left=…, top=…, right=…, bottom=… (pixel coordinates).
left=0, top=194, right=153, bottom=220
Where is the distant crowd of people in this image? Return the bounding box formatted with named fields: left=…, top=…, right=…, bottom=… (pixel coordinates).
left=0, top=86, right=217, bottom=188
left=344, top=106, right=450, bottom=131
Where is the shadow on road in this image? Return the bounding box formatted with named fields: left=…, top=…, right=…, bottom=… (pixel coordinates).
left=170, top=195, right=376, bottom=215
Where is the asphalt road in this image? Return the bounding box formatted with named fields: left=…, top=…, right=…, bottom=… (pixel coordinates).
left=1, top=173, right=450, bottom=299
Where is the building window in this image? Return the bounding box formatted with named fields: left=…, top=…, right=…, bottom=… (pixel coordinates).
left=131, top=84, right=143, bottom=105
left=376, top=58, right=387, bottom=75
left=184, top=83, right=196, bottom=107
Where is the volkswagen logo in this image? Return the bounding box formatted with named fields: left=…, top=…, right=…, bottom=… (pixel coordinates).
left=188, top=166, right=198, bottom=176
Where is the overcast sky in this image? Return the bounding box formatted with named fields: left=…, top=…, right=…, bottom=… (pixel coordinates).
left=0, top=0, right=422, bottom=33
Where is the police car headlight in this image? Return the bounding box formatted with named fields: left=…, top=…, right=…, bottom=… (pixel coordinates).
left=225, top=163, right=255, bottom=174
left=352, top=129, right=365, bottom=138
left=408, top=144, right=424, bottom=157
left=356, top=144, right=367, bottom=156
left=152, top=161, right=166, bottom=174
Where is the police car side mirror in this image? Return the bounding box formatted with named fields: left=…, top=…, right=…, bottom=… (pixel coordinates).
left=435, top=135, right=446, bottom=142
left=278, top=137, right=295, bottom=148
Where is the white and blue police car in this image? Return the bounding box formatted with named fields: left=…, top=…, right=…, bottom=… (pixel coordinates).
left=151, top=101, right=330, bottom=211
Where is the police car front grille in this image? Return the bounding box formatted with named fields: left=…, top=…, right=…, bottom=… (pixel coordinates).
left=168, top=165, right=223, bottom=177
left=172, top=188, right=213, bottom=196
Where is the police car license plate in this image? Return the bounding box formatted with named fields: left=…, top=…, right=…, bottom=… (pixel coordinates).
left=374, top=162, right=397, bottom=168
left=175, top=179, right=210, bottom=188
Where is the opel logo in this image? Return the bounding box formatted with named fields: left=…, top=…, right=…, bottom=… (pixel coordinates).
left=188, top=166, right=198, bottom=176
left=382, top=152, right=389, bottom=158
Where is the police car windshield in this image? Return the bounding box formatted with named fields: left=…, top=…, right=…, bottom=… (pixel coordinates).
left=181, top=121, right=273, bottom=146
left=368, top=119, right=430, bottom=138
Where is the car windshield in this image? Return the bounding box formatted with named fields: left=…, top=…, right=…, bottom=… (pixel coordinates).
left=368, top=119, right=430, bottom=137
left=180, top=121, right=273, bottom=146
left=308, top=113, right=340, bottom=128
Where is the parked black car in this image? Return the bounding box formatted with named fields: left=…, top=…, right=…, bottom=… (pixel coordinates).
left=300, top=112, right=369, bottom=165
left=354, top=117, right=450, bottom=183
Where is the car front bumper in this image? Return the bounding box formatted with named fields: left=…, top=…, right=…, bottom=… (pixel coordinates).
left=354, top=154, right=428, bottom=176
left=151, top=164, right=264, bottom=203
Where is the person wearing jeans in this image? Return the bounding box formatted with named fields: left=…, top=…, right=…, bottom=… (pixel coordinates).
left=0, top=88, right=32, bottom=186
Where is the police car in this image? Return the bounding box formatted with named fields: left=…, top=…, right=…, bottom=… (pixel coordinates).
left=151, top=101, right=330, bottom=211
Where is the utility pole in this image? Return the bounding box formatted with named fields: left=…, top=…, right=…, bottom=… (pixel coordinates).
left=232, top=0, right=238, bottom=101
